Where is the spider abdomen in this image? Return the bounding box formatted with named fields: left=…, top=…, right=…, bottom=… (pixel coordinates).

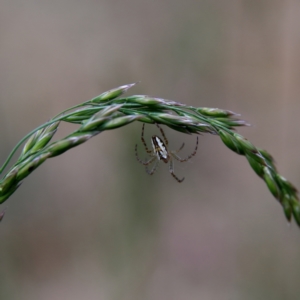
left=151, top=136, right=169, bottom=163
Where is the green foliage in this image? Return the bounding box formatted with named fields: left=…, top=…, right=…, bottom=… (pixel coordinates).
left=0, top=83, right=299, bottom=226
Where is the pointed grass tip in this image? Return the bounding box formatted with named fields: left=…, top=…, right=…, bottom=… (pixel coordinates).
left=197, top=108, right=241, bottom=117
left=91, top=82, right=139, bottom=103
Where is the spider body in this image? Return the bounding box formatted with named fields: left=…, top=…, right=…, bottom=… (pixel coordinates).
left=135, top=123, right=198, bottom=182
left=151, top=136, right=169, bottom=162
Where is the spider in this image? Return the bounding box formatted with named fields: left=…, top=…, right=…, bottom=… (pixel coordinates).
left=135, top=123, right=199, bottom=182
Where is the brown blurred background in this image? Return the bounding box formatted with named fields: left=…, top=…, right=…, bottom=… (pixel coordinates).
left=1, top=1, right=300, bottom=299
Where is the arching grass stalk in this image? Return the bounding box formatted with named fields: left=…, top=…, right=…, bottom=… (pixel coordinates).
left=0, top=83, right=299, bottom=226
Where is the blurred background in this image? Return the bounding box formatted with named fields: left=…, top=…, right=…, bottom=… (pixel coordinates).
left=1, top=0, right=300, bottom=299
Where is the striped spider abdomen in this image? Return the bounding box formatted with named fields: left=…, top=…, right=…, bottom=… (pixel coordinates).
left=151, top=136, right=169, bottom=163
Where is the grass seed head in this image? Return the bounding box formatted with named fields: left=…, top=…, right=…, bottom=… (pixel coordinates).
left=0, top=83, right=298, bottom=227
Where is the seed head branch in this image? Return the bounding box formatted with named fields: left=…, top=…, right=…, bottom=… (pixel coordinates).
left=0, top=83, right=298, bottom=227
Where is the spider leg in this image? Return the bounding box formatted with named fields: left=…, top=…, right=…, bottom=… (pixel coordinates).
left=135, top=144, right=156, bottom=165
left=155, top=123, right=168, bottom=146
left=171, top=153, right=185, bottom=162
left=169, top=157, right=184, bottom=183
left=174, top=142, right=185, bottom=153
left=145, top=159, right=159, bottom=175
left=141, top=123, right=152, bottom=153
left=171, top=136, right=198, bottom=162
